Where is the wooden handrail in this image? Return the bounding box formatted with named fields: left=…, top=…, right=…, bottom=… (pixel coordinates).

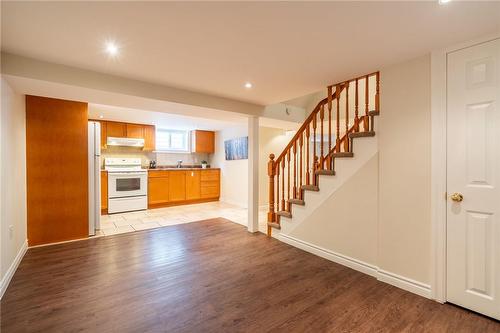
left=268, top=71, right=380, bottom=235
left=275, top=83, right=346, bottom=164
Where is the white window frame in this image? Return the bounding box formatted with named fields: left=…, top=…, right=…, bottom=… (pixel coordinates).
left=155, top=128, right=191, bottom=153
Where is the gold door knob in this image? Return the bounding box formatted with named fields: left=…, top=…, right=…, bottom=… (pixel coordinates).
left=450, top=193, right=463, bottom=202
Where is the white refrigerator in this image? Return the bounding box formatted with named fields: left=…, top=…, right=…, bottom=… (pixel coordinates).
left=88, top=121, right=101, bottom=236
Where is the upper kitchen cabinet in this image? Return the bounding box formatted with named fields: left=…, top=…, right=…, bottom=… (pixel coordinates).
left=126, top=124, right=144, bottom=139
left=143, top=125, right=156, bottom=151
left=106, top=121, right=127, bottom=138
left=191, top=130, right=215, bottom=153
left=100, top=121, right=107, bottom=150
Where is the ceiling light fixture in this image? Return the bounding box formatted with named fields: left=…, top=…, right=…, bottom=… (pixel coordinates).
left=438, top=0, right=451, bottom=4
left=99, top=115, right=104, bottom=119
left=104, top=41, right=119, bottom=57
left=244, top=82, right=253, bottom=89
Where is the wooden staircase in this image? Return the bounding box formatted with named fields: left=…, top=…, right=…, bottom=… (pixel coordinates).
left=267, top=72, right=380, bottom=235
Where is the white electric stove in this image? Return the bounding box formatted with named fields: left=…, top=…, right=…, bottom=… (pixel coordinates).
left=104, top=158, right=148, bottom=214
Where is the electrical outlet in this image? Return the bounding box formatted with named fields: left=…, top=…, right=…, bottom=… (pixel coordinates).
left=9, top=225, right=14, bottom=239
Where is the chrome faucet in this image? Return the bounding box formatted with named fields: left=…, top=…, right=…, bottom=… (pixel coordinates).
left=177, top=160, right=183, bottom=168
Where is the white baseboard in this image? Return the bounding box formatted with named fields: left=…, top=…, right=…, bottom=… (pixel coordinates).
left=278, top=234, right=431, bottom=299
left=377, top=269, right=431, bottom=299
left=0, top=239, right=28, bottom=299
left=278, top=234, right=378, bottom=277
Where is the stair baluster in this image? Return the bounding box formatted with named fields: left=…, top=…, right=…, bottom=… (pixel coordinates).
left=364, top=75, right=369, bottom=132
left=344, top=82, right=350, bottom=152
left=266, top=72, right=380, bottom=236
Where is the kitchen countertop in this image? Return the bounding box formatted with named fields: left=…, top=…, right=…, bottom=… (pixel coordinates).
left=148, top=167, right=220, bottom=171
left=101, top=167, right=220, bottom=172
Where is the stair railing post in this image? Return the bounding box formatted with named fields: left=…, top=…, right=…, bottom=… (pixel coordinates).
left=267, top=154, right=276, bottom=226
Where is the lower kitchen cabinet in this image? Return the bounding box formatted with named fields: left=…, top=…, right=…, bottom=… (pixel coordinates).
left=168, top=171, right=186, bottom=202
left=148, top=175, right=169, bottom=205
left=147, top=169, right=220, bottom=208
left=101, top=171, right=108, bottom=212
left=186, top=171, right=201, bottom=200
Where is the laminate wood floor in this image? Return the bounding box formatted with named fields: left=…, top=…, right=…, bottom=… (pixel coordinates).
left=2, top=218, right=499, bottom=332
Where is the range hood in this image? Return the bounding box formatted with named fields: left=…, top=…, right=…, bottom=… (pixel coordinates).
left=107, top=137, right=145, bottom=147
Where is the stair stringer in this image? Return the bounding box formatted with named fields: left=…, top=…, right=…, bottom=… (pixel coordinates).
left=278, top=134, right=378, bottom=236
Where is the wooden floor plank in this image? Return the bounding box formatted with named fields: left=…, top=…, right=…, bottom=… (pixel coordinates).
left=1, top=218, right=499, bottom=332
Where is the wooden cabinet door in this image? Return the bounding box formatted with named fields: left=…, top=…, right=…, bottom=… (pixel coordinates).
left=143, top=125, right=156, bottom=151
left=126, top=124, right=144, bottom=139
left=201, top=169, right=220, bottom=199
left=106, top=122, right=126, bottom=137
left=186, top=171, right=201, bottom=200
left=148, top=176, right=169, bottom=205
left=193, top=130, right=215, bottom=153
left=168, top=171, right=186, bottom=202
left=101, top=171, right=108, bottom=210
left=100, top=121, right=107, bottom=150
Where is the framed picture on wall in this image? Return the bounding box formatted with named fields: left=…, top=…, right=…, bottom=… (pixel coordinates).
left=224, top=136, right=248, bottom=160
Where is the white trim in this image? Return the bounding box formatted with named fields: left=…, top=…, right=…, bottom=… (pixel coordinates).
left=279, top=234, right=378, bottom=277
left=378, top=270, right=431, bottom=299
left=279, top=234, right=431, bottom=298
left=0, top=240, right=28, bottom=299
left=430, top=33, right=500, bottom=303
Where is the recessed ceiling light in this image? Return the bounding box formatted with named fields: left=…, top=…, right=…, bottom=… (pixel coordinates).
left=99, top=115, right=104, bottom=119
left=439, top=0, right=451, bottom=4
left=244, top=82, right=253, bottom=89
left=104, top=41, right=119, bottom=57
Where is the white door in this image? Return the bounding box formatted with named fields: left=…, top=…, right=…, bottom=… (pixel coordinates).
left=447, top=38, right=500, bottom=320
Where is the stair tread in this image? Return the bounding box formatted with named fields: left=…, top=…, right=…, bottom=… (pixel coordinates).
left=331, top=152, right=354, bottom=158
left=301, top=185, right=319, bottom=191
left=289, top=199, right=305, bottom=205
left=349, top=131, right=375, bottom=139
left=267, top=222, right=281, bottom=230
left=277, top=210, right=292, bottom=218
left=315, top=169, right=336, bottom=176
left=368, top=110, right=380, bottom=116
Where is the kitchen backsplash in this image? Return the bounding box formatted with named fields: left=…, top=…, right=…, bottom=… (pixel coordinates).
left=101, top=146, right=210, bottom=168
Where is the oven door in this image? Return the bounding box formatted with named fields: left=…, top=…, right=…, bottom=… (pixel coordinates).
left=108, top=172, right=147, bottom=198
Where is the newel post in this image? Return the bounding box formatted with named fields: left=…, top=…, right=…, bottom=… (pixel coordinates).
left=267, top=154, right=276, bottom=225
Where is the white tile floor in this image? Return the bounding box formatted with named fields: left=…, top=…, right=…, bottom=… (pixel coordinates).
left=98, top=201, right=268, bottom=237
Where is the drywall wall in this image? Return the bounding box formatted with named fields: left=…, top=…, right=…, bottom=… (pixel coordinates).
left=210, top=124, right=249, bottom=207
left=100, top=146, right=209, bottom=168
left=289, top=153, right=379, bottom=265
left=378, top=55, right=431, bottom=284
left=258, top=127, right=295, bottom=206
left=1, top=77, right=27, bottom=291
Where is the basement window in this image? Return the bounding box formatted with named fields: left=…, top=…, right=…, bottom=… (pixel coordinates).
left=156, top=129, right=190, bottom=153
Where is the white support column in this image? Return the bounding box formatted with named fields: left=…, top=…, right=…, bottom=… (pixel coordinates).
left=247, top=116, right=259, bottom=233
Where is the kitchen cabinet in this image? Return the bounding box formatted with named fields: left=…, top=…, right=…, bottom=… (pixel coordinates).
left=143, top=125, right=156, bottom=151
left=186, top=171, right=201, bottom=200
left=147, top=169, right=219, bottom=208
left=100, top=122, right=107, bottom=150
left=201, top=169, right=220, bottom=199
left=168, top=171, right=186, bottom=202
left=101, top=171, right=108, bottom=211
left=126, top=124, right=144, bottom=139
left=148, top=172, right=169, bottom=205
left=97, top=120, right=156, bottom=152
left=192, top=130, right=215, bottom=153
left=106, top=122, right=127, bottom=138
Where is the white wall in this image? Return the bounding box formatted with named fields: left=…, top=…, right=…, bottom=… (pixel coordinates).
left=258, top=127, right=295, bottom=206
left=289, top=154, right=379, bottom=265
left=0, top=77, right=27, bottom=296
left=378, top=55, right=431, bottom=284
left=272, top=55, right=432, bottom=295
left=210, top=123, right=249, bottom=208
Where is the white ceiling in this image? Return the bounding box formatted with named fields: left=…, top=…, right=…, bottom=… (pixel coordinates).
left=88, top=103, right=300, bottom=131
left=2, top=1, right=500, bottom=105
left=88, top=103, right=246, bottom=131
